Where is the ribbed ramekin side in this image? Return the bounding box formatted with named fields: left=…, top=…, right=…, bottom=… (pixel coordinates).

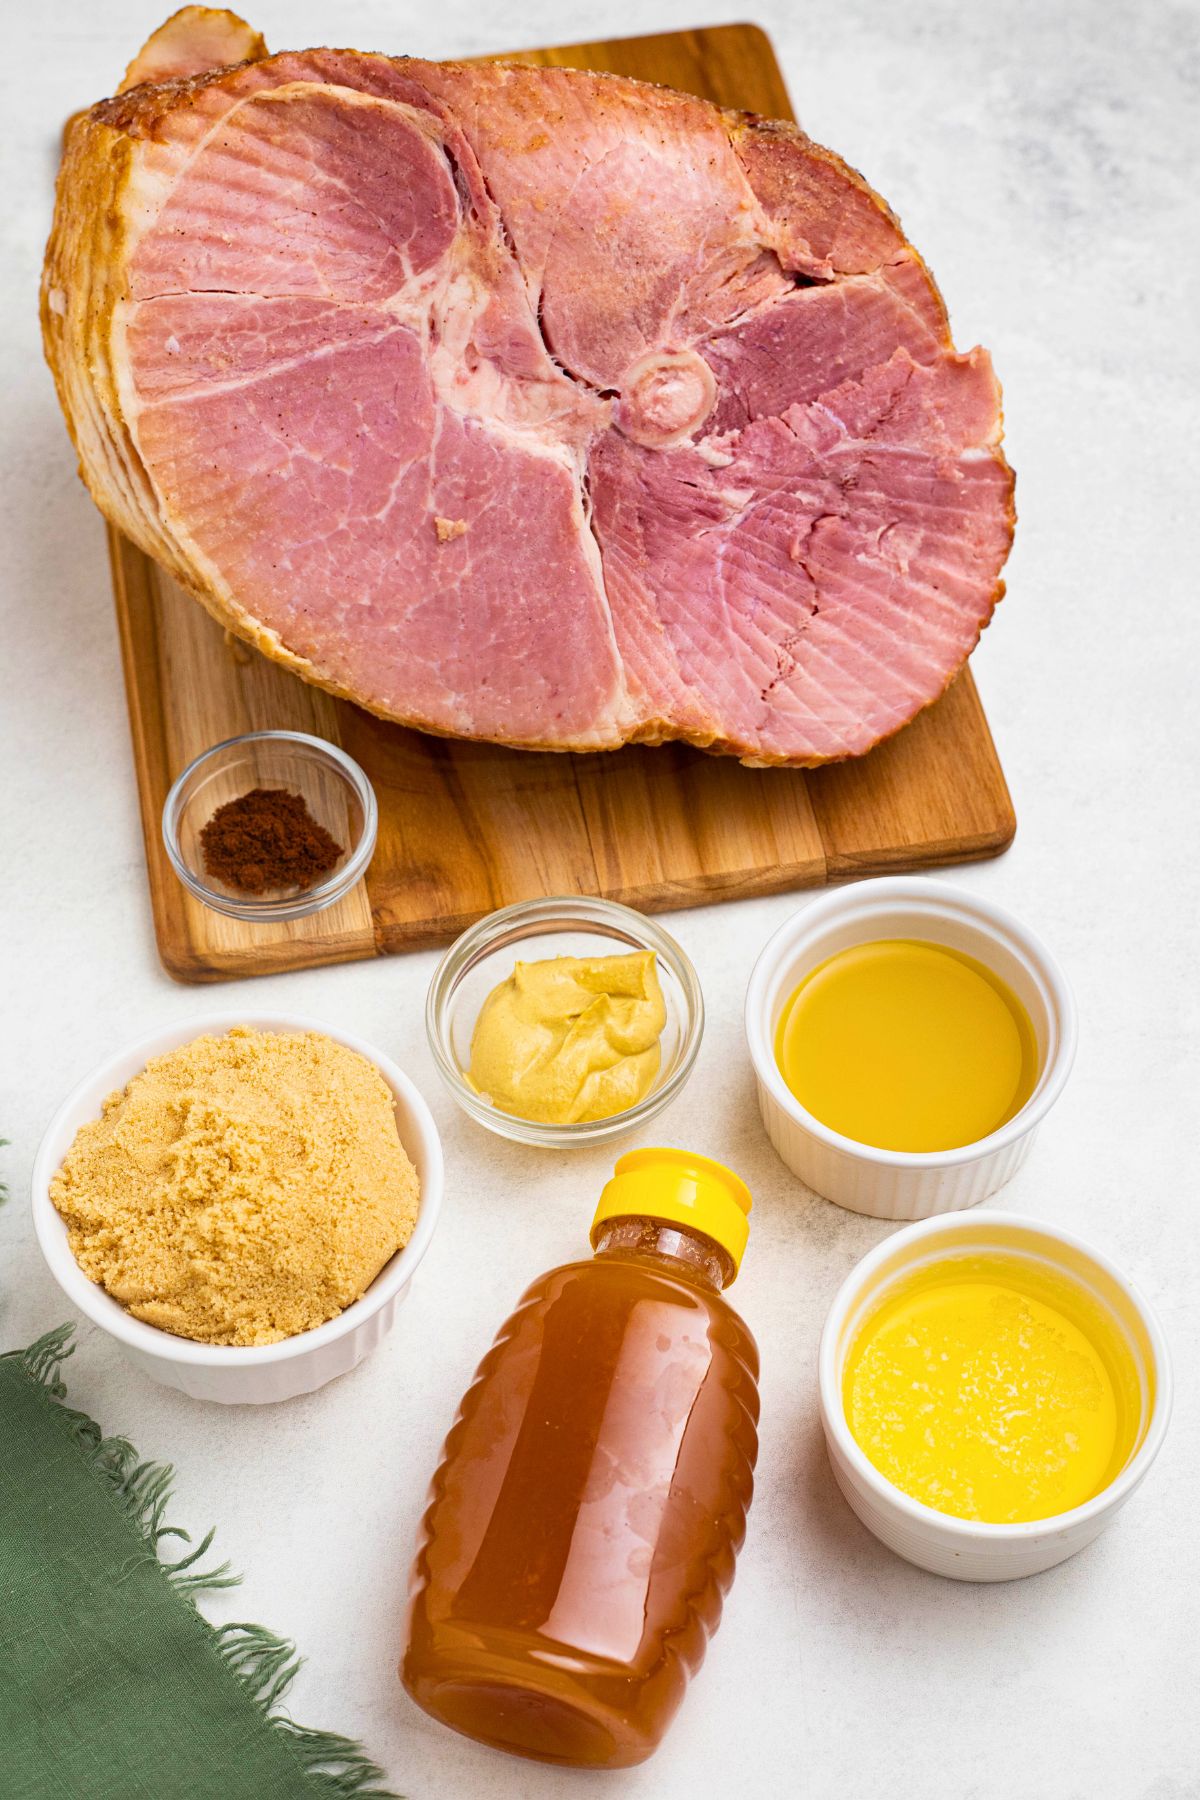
left=755, top=1076, right=1038, bottom=1220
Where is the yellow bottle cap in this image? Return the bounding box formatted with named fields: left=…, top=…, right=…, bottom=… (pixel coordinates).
left=590, top=1147, right=753, bottom=1278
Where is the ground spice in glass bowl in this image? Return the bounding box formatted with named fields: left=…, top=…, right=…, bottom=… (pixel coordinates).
left=162, top=730, right=378, bottom=923
left=200, top=787, right=344, bottom=895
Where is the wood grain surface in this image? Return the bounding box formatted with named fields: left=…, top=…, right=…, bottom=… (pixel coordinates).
left=106, top=22, right=1015, bottom=982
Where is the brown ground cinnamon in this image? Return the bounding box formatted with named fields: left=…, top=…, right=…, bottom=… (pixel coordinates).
left=199, top=787, right=344, bottom=894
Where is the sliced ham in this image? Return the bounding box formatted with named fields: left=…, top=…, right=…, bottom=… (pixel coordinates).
left=42, top=11, right=1014, bottom=764
left=118, top=6, right=265, bottom=92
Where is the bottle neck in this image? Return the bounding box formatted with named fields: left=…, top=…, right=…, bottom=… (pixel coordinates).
left=592, top=1214, right=734, bottom=1293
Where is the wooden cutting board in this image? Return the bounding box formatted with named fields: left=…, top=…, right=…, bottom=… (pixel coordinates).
left=107, top=22, right=1015, bottom=982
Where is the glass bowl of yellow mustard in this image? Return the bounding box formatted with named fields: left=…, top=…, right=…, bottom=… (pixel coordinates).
left=425, top=897, right=704, bottom=1147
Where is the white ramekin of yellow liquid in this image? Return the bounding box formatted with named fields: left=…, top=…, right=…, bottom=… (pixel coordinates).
left=744, top=877, right=1077, bottom=1219
left=818, top=1210, right=1172, bottom=1580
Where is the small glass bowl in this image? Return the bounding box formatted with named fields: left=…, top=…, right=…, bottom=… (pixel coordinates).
left=426, top=896, right=705, bottom=1147
left=162, top=730, right=378, bottom=922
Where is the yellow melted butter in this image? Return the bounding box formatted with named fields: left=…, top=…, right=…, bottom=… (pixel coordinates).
left=843, top=1254, right=1142, bottom=1523
left=776, top=938, right=1039, bottom=1153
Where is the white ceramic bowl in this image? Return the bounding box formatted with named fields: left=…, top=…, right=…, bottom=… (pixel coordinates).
left=818, top=1210, right=1172, bottom=1581
left=744, top=876, right=1077, bottom=1219
left=32, top=1012, right=443, bottom=1405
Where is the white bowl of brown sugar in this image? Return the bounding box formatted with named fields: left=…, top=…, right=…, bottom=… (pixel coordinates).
left=32, top=1013, right=443, bottom=1404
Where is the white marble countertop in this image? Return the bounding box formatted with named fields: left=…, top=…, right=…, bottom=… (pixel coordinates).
left=4, top=2, right=1198, bottom=1795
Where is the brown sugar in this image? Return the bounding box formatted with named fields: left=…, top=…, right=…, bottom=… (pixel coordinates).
left=49, top=1028, right=420, bottom=1346
left=199, top=787, right=343, bottom=894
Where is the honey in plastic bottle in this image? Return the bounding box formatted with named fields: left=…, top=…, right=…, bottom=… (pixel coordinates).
left=401, top=1148, right=759, bottom=1768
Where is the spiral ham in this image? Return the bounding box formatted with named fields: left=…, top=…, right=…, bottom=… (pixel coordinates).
left=42, top=9, right=1014, bottom=764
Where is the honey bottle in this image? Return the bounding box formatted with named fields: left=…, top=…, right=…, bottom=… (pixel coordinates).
left=401, top=1148, right=759, bottom=1768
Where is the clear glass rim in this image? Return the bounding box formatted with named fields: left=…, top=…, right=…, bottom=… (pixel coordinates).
left=161, top=729, right=379, bottom=922
left=425, top=895, right=705, bottom=1147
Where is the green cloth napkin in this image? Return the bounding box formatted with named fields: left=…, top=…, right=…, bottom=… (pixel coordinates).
left=0, top=1327, right=398, bottom=1800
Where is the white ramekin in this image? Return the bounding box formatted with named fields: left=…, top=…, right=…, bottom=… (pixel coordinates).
left=818, top=1210, right=1172, bottom=1581
left=32, top=1012, right=443, bottom=1405
left=744, top=876, right=1077, bottom=1219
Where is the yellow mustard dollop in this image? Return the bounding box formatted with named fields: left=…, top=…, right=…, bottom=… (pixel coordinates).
left=467, top=951, right=667, bottom=1124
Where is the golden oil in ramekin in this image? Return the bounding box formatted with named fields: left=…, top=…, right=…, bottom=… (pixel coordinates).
left=775, top=939, right=1038, bottom=1153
